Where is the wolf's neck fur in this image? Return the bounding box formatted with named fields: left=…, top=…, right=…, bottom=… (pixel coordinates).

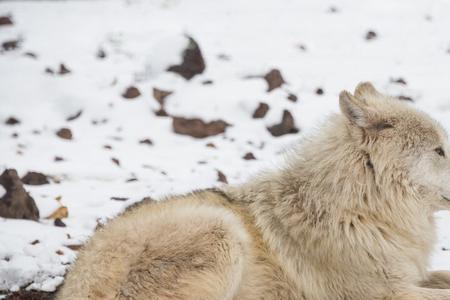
left=225, top=115, right=435, bottom=281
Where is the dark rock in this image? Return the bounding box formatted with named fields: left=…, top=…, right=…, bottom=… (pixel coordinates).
left=97, top=48, right=106, bottom=59
left=390, top=77, right=407, bottom=85
left=111, top=158, right=120, bottom=167
left=54, top=218, right=66, bottom=227
left=2, top=39, right=20, bottom=51
left=243, top=152, right=256, bottom=160
left=54, top=156, right=64, bottom=162
left=167, top=36, right=205, bottom=80
left=154, top=108, right=169, bottom=117
left=66, top=110, right=82, bottom=121
left=152, top=88, right=173, bottom=105
left=287, top=93, right=298, bottom=102
left=58, top=64, right=71, bottom=75
left=122, top=86, right=141, bottom=99
left=217, top=170, right=228, bottom=184
left=111, top=197, right=128, bottom=201
left=0, top=169, right=40, bottom=221
left=24, top=52, right=37, bottom=59
left=56, top=128, right=72, bottom=140
left=139, top=138, right=153, bottom=146
left=264, top=69, right=285, bottom=92
left=267, top=110, right=299, bottom=137
left=202, top=80, right=213, bottom=85
left=252, top=102, right=269, bottom=119
left=45, top=67, right=54, bottom=75
left=365, top=30, right=377, bottom=40
left=21, top=172, right=49, bottom=185
left=0, top=16, right=13, bottom=26
left=5, top=117, right=20, bottom=125
left=397, top=95, right=413, bottom=101
left=315, top=88, right=324, bottom=95
left=173, top=117, right=229, bottom=138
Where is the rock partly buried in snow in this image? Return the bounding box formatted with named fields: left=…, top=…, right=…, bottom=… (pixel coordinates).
left=122, top=86, right=141, bottom=99
left=365, top=30, right=377, bottom=40
left=21, top=171, right=49, bottom=185
left=315, top=88, right=324, bottom=95
left=2, top=39, right=20, bottom=52
left=66, top=110, right=83, bottom=121
left=58, top=63, right=71, bottom=75
left=0, top=15, right=13, bottom=26
left=56, top=127, right=73, bottom=140
left=0, top=169, right=40, bottom=221
left=217, top=170, right=228, bottom=184
left=397, top=95, right=414, bottom=101
left=152, top=87, right=173, bottom=105
left=287, top=93, right=298, bottom=102
left=167, top=36, right=205, bottom=80
left=5, top=116, right=20, bottom=125
left=172, top=117, right=229, bottom=138
left=252, top=102, right=269, bottom=119
left=264, top=69, right=285, bottom=92
left=243, top=152, right=256, bottom=160
left=267, top=110, right=299, bottom=137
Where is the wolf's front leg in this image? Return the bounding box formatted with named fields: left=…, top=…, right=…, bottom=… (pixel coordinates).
left=419, top=271, right=450, bottom=289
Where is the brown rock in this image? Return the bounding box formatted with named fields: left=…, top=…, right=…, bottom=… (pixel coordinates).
left=0, top=169, right=40, bottom=221
left=243, top=152, right=256, bottom=160
left=0, top=16, right=13, bottom=26
left=217, top=170, right=228, bottom=184
left=173, top=117, right=229, bottom=138
left=252, top=102, right=269, bottom=119
left=122, top=86, right=141, bottom=99
left=267, top=110, right=299, bottom=137
left=206, top=142, right=216, bottom=148
left=5, top=116, right=20, bottom=125
left=155, top=108, right=169, bottom=117
left=56, top=128, right=72, bottom=140
left=21, top=172, right=49, bottom=185
left=167, top=36, right=205, bottom=80
left=287, top=93, right=298, bottom=102
left=264, top=69, right=285, bottom=92
left=152, top=88, right=173, bottom=105
left=66, top=244, right=83, bottom=251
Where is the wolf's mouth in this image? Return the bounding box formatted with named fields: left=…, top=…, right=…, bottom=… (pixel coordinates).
left=443, top=196, right=450, bottom=201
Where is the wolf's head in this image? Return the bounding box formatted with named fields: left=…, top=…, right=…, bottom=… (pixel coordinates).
left=339, top=82, right=450, bottom=211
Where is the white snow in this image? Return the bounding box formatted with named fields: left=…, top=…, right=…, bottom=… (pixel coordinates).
left=1, top=0, right=450, bottom=294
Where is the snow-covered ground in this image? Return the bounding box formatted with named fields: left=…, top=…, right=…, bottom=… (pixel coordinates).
left=1, top=0, right=450, bottom=295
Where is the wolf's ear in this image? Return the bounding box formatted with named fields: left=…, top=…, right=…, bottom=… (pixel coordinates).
left=339, top=91, right=379, bottom=128
left=354, top=82, right=380, bottom=99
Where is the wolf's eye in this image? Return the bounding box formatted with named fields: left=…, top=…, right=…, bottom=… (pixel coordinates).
left=434, top=147, right=445, bottom=157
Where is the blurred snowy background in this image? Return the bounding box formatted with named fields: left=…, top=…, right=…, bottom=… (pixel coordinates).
left=1, top=0, right=450, bottom=298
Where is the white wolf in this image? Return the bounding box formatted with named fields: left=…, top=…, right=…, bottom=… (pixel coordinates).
left=57, top=82, right=450, bottom=300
